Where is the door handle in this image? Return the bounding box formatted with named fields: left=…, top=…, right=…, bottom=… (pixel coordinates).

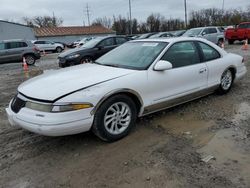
left=199, top=68, right=207, bottom=74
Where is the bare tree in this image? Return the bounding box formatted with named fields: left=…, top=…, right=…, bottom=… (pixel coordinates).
left=92, top=16, right=112, bottom=29
left=22, top=15, right=63, bottom=27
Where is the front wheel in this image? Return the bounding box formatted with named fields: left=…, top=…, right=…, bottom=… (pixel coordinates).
left=80, top=57, right=93, bottom=64
left=92, top=95, right=137, bottom=142
left=217, top=69, right=233, bottom=94
left=56, top=47, right=63, bottom=53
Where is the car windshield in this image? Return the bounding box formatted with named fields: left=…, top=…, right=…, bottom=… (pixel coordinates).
left=95, top=41, right=168, bottom=70
left=149, top=33, right=162, bottom=38
left=138, top=33, right=150, bottom=39
left=81, top=37, right=103, bottom=48
left=183, top=28, right=202, bottom=36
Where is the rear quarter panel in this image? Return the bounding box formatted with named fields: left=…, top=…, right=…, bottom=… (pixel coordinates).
left=206, top=52, right=243, bottom=87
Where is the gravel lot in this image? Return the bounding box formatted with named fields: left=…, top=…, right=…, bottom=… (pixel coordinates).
left=0, top=44, right=250, bottom=188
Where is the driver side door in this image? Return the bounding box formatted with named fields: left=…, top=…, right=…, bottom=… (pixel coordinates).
left=95, top=37, right=116, bottom=58
left=147, top=41, right=208, bottom=111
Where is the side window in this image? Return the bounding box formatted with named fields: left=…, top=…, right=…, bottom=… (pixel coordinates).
left=202, top=28, right=209, bottom=35
left=99, top=38, right=114, bottom=47
left=0, top=43, right=5, bottom=50
left=19, top=42, right=28, bottom=47
left=161, top=41, right=200, bottom=68
left=45, top=41, right=52, bottom=44
left=208, top=28, right=217, bottom=34
left=35, top=41, right=45, bottom=44
left=247, top=23, right=250, bottom=29
left=6, top=42, right=18, bottom=49
left=238, top=24, right=248, bottom=29
left=199, top=42, right=221, bottom=61
left=116, top=37, right=127, bottom=45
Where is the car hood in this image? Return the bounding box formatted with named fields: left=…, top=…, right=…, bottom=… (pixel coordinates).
left=58, top=47, right=91, bottom=57
left=18, top=64, right=136, bottom=102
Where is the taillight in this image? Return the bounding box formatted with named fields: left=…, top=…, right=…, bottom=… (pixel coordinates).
left=33, top=45, right=40, bottom=52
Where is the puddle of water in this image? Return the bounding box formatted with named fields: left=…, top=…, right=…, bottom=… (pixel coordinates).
left=233, top=102, right=250, bottom=124
left=152, top=113, right=215, bottom=147
left=198, top=102, right=250, bottom=184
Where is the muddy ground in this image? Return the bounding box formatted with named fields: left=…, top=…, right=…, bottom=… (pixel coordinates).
left=0, top=45, right=249, bottom=188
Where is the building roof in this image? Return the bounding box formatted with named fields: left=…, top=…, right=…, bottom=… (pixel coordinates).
left=0, top=20, right=32, bottom=28
left=34, top=26, right=115, bottom=37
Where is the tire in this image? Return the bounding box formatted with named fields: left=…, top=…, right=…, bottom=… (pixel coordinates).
left=217, top=69, right=234, bottom=94
left=80, top=56, right=93, bottom=64
left=56, top=47, right=63, bottom=53
left=24, top=54, right=35, bottom=65
left=92, top=95, right=137, bottom=142
left=228, top=39, right=234, bottom=45
left=218, top=38, right=224, bottom=47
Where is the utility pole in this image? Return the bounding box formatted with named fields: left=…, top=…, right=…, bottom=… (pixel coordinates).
left=86, top=3, right=91, bottom=26
left=184, top=0, right=187, bottom=28
left=129, top=0, right=132, bottom=35
left=222, top=0, right=225, bottom=12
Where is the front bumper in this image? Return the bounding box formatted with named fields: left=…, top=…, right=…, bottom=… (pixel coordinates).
left=6, top=103, right=94, bottom=136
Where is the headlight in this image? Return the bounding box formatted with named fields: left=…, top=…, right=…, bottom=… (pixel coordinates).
left=51, top=103, right=93, bottom=112
left=25, top=102, right=93, bottom=112
left=67, top=54, right=80, bottom=59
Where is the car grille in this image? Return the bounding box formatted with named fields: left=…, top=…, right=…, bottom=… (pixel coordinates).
left=11, top=96, right=26, bottom=113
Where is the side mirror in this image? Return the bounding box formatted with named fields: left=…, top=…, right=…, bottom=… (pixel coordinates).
left=97, top=46, right=104, bottom=50
left=154, top=60, right=173, bottom=71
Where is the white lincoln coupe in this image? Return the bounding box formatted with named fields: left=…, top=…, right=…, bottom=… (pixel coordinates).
left=6, top=37, right=247, bottom=142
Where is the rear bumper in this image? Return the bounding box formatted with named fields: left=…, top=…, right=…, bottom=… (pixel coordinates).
left=6, top=104, right=93, bottom=136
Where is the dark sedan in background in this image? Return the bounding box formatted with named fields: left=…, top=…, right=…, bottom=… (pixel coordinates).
left=58, top=36, right=129, bottom=67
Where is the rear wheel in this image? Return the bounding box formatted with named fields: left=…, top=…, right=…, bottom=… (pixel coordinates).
left=24, top=55, right=35, bottom=65
left=92, top=95, right=137, bottom=142
left=218, top=38, right=224, bottom=47
left=217, top=69, right=233, bottom=94
left=228, top=39, right=234, bottom=45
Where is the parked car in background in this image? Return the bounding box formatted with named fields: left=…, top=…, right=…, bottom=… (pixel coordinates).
left=149, top=32, right=174, bottom=38
left=225, top=22, right=250, bottom=44
left=170, top=30, right=186, bottom=37
left=6, top=37, right=246, bottom=141
left=33, top=40, right=64, bottom=53
left=137, top=33, right=157, bottom=39
left=58, top=36, right=129, bottom=67
left=77, top=37, right=95, bottom=47
left=0, top=39, right=40, bottom=65
left=183, top=27, right=225, bottom=45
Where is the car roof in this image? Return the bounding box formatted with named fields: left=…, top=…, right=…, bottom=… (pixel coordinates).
left=189, top=26, right=218, bottom=30
left=1, top=39, right=27, bottom=42
left=133, top=36, right=211, bottom=43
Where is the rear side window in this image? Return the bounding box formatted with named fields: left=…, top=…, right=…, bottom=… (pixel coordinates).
left=116, top=37, right=127, bottom=45
left=99, top=38, right=115, bottom=47
left=198, top=42, right=221, bottom=61
left=161, top=41, right=200, bottom=68
left=0, top=43, right=5, bottom=50
left=6, top=42, right=28, bottom=49
left=34, top=41, right=45, bottom=44
left=208, top=28, right=217, bottom=34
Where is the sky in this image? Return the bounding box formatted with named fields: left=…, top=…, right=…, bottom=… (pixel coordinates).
left=0, top=0, right=249, bottom=26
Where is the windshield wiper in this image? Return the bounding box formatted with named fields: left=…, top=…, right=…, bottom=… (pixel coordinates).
left=102, top=64, right=120, bottom=68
